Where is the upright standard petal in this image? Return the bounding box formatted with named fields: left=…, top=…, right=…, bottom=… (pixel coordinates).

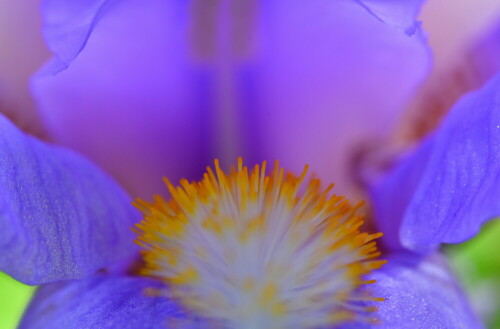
left=246, top=0, right=430, bottom=198
left=40, top=0, right=114, bottom=70
left=371, top=73, right=500, bottom=252
left=19, top=275, right=202, bottom=329
left=34, top=0, right=212, bottom=198
left=355, top=0, right=423, bottom=32
left=339, top=253, right=484, bottom=329
left=0, top=114, right=138, bottom=285
left=34, top=0, right=430, bottom=200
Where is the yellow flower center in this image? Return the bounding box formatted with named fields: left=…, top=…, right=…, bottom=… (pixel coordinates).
left=134, top=158, right=385, bottom=329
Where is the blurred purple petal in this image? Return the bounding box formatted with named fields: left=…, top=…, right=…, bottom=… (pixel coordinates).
left=0, top=114, right=138, bottom=285
left=246, top=0, right=430, bottom=197
left=19, top=275, right=203, bottom=329
left=468, top=19, right=500, bottom=84
left=339, top=253, right=484, bottom=329
left=33, top=0, right=211, bottom=198
left=40, top=0, right=116, bottom=70
left=371, top=73, right=500, bottom=252
left=33, top=0, right=430, bottom=199
left=356, top=0, right=423, bottom=33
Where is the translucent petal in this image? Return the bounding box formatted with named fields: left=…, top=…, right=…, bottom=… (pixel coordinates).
left=34, top=0, right=431, bottom=199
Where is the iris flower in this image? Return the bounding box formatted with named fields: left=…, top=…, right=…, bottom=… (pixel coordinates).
left=0, top=0, right=498, bottom=328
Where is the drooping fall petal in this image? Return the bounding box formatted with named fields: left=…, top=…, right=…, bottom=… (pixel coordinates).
left=0, top=114, right=138, bottom=285
left=339, top=253, right=484, bottom=329
left=19, top=275, right=202, bottom=329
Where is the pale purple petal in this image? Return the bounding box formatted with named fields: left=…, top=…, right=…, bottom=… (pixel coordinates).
left=371, top=73, right=500, bottom=252
left=245, top=0, right=430, bottom=197
left=339, top=253, right=484, bottom=329
left=34, top=0, right=211, bottom=198
left=356, top=0, right=423, bottom=32
left=0, top=114, right=138, bottom=285
left=40, top=0, right=115, bottom=70
left=34, top=0, right=430, bottom=199
left=19, top=275, right=203, bottom=329
left=468, top=18, right=500, bottom=83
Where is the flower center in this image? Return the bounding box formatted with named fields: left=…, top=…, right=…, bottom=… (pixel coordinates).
left=134, top=158, right=385, bottom=328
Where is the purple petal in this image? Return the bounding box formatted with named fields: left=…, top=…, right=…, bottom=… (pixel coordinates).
left=371, top=73, right=500, bottom=252
left=40, top=0, right=114, bottom=70
left=339, top=253, right=484, bottom=329
left=245, top=0, right=430, bottom=197
left=19, top=255, right=482, bottom=329
left=34, top=0, right=211, bottom=198
left=33, top=0, right=430, bottom=199
left=19, top=275, right=203, bottom=329
left=0, top=114, right=138, bottom=285
left=355, top=0, right=423, bottom=33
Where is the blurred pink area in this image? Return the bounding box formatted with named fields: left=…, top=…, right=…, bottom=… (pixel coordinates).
left=398, top=0, right=500, bottom=141
left=422, top=0, right=500, bottom=66
left=0, top=0, right=51, bottom=137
